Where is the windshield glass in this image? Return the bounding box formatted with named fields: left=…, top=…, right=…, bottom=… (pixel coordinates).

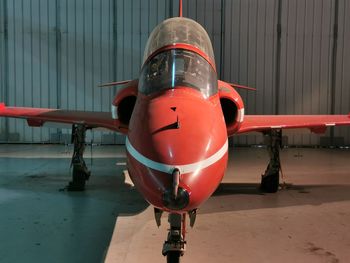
left=139, top=49, right=218, bottom=98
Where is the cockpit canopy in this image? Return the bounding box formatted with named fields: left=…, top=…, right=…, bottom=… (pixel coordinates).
left=139, top=17, right=218, bottom=98
left=143, top=17, right=216, bottom=68
left=139, top=49, right=217, bottom=98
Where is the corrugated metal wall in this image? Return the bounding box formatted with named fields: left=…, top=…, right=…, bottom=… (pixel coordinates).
left=0, top=0, right=349, bottom=145
left=278, top=0, right=335, bottom=145
left=334, top=0, right=350, bottom=145
left=0, top=0, right=175, bottom=144
left=219, top=0, right=349, bottom=146
left=0, top=0, right=6, bottom=141
left=221, top=0, right=278, bottom=146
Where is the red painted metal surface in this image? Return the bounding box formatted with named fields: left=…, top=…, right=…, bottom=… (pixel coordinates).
left=238, top=115, right=350, bottom=134
left=179, top=0, right=183, bottom=17
left=229, top=83, right=257, bottom=91
left=112, top=80, right=138, bottom=107
left=218, top=80, right=245, bottom=136
left=127, top=87, right=227, bottom=212
left=0, top=105, right=120, bottom=131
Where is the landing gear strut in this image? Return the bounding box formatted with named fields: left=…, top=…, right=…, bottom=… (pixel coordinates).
left=261, top=129, right=282, bottom=193
left=67, top=124, right=91, bottom=191
left=162, top=213, right=186, bottom=263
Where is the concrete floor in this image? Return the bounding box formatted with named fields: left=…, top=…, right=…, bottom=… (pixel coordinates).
left=0, top=144, right=148, bottom=263
left=1, top=145, right=350, bottom=263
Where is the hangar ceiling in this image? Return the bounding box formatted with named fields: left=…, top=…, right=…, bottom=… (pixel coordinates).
left=0, top=0, right=349, bottom=145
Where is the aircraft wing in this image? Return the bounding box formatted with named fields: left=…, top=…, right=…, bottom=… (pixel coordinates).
left=0, top=102, right=124, bottom=133
left=237, top=114, right=350, bottom=134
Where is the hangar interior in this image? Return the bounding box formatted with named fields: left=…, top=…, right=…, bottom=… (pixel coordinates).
left=1, top=1, right=350, bottom=263
left=0, top=0, right=349, bottom=146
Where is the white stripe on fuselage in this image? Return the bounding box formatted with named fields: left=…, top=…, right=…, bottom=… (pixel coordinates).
left=125, top=137, right=228, bottom=174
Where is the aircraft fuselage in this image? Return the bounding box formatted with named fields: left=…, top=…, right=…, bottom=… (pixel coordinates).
left=125, top=17, right=228, bottom=213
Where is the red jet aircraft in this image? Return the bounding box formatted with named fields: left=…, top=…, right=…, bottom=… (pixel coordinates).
left=1, top=1, right=350, bottom=262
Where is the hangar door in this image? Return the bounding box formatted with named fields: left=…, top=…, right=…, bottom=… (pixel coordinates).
left=0, top=0, right=349, bottom=146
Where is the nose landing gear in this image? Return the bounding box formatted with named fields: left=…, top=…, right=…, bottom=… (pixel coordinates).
left=158, top=209, right=197, bottom=263
left=162, top=213, right=186, bottom=263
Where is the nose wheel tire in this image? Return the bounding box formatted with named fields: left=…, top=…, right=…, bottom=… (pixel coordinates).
left=167, top=251, right=181, bottom=263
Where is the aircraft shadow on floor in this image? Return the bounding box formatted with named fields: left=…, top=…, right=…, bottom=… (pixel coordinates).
left=0, top=157, right=149, bottom=213
left=0, top=157, right=148, bottom=263
left=201, top=182, right=350, bottom=214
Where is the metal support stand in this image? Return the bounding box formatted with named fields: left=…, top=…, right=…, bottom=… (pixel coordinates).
left=67, top=124, right=91, bottom=191
left=261, top=129, right=282, bottom=193
left=162, top=213, right=186, bottom=263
